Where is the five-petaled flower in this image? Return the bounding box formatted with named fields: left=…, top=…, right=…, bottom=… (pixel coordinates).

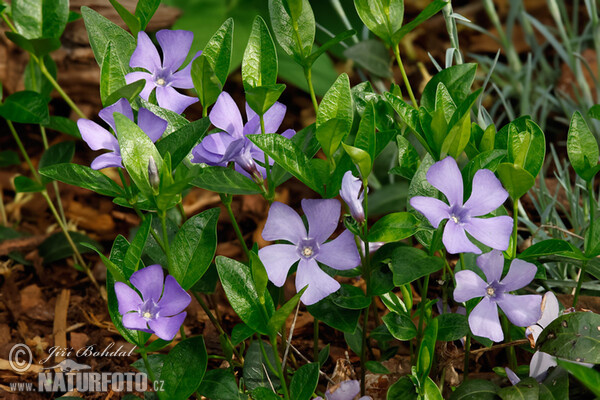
left=410, top=156, right=513, bottom=254
left=340, top=171, right=365, bottom=224
left=125, top=30, right=199, bottom=114
left=191, top=91, right=295, bottom=179
left=78, top=98, right=167, bottom=170
left=315, top=380, right=372, bottom=400
left=454, top=250, right=541, bottom=342
left=115, top=264, right=191, bottom=341
left=258, top=199, right=361, bottom=305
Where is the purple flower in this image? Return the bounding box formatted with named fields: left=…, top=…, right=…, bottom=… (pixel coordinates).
left=125, top=30, right=199, bottom=114
left=340, top=171, right=365, bottom=224
left=454, top=250, right=542, bottom=342
left=315, top=380, right=372, bottom=400
left=78, top=98, right=167, bottom=170
left=409, top=156, right=513, bottom=254
left=258, top=199, right=361, bottom=305
left=114, top=264, right=191, bottom=341
left=191, top=92, right=295, bottom=179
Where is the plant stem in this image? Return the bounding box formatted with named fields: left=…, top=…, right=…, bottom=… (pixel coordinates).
left=512, top=198, right=519, bottom=259
left=463, top=333, right=471, bottom=380
left=159, top=211, right=171, bottom=262
left=417, top=275, right=430, bottom=344
left=39, top=125, right=68, bottom=225
left=501, top=314, right=517, bottom=371
left=393, top=45, right=418, bottom=108
left=259, top=115, right=275, bottom=203
left=270, top=334, right=290, bottom=400
left=7, top=120, right=40, bottom=182
left=304, top=66, right=319, bottom=114
left=575, top=179, right=595, bottom=307
left=220, top=193, right=250, bottom=258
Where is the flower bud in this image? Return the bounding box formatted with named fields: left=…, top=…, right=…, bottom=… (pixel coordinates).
left=148, top=156, right=160, bottom=191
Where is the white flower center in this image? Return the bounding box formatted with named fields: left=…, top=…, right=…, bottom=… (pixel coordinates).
left=156, top=78, right=167, bottom=86
left=302, top=247, right=313, bottom=257
left=486, top=287, right=495, bottom=296
left=143, top=311, right=153, bottom=319
left=450, top=215, right=459, bottom=223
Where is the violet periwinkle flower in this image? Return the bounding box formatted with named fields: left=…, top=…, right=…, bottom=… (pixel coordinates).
left=454, top=250, right=542, bottom=342
left=258, top=199, right=361, bottom=305
left=409, top=156, right=513, bottom=254
left=78, top=98, right=167, bottom=170
left=125, top=30, right=199, bottom=114
left=191, top=92, right=295, bottom=179
left=115, top=264, right=191, bottom=341
left=340, top=171, right=365, bottom=224
left=315, top=380, right=372, bottom=400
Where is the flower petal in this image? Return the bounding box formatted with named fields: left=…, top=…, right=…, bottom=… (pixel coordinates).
left=505, top=368, right=521, bottom=385
left=454, top=270, right=487, bottom=302
left=316, top=230, right=361, bottom=270
left=258, top=244, right=299, bottom=287
left=78, top=119, right=118, bottom=151
left=526, top=325, right=543, bottom=344
left=443, top=221, right=481, bottom=254
left=191, top=132, right=237, bottom=165
left=260, top=101, right=286, bottom=133
left=426, top=156, right=463, bottom=206
left=99, top=98, right=134, bottom=132
left=137, top=108, right=168, bottom=143
left=302, top=198, right=341, bottom=244
left=476, top=250, right=504, bottom=283
left=115, top=282, right=142, bottom=315
left=157, top=275, right=191, bottom=316
left=170, top=51, right=201, bottom=89
left=497, top=294, right=542, bottom=327
left=295, top=258, right=340, bottom=305
left=281, top=128, right=296, bottom=139
left=340, top=171, right=365, bottom=223
left=462, top=216, right=513, bottom=251
left=409, top=196, right=450, bottom=228
left=469, top=297, right=503, bottom=342
left=156, top=29, right=194, bottom=72
left=125, top=71, right=155, bottom=99
left=529, top=351, right=556, bottom=381
left=130, top=264, right=164, bottom=302
left=210, top=92, right=244, bottom=137
left=130, top=31, right=161, bottom=73
left=122, top=313, right=150, bottom=331
left=463, top=169, right=509, bottom=216
left=148, top=313, right=186, bottom=341
left=262, top=201, right=306, bottom=243
left=538, top=292, right=560, bottom=328
left=156, top=86, right=197, bottom=114
left=326, top=380, right=360, bottom=400
left=500, top=258, right=538, bottom=292
left=90, top=152, right=123, bottom=170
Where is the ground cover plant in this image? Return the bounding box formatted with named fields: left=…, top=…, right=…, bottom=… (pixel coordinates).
left=2, top=0, right=600, bottom=399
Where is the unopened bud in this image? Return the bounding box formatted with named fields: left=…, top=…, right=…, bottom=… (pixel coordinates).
left=148, top=156, right=160, bottom=191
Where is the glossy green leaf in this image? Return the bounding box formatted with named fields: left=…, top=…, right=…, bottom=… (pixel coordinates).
left=196, top=368, right=244, bottom=400
left=122, top=216, right=151, bottom=277
left=0, top=151, right=20, bottom=168
left=24, top=55, right=56, bottom=97
left=416, top=317, right=438, bottom=383
left=449, top=379, right=499, bottom=400
left=316, top=73, right=353, bottom=132
left=344, top=39, right=392, bottom=78
left=290, top=362, right=319, bottom=400
left=435, top=313, right=469, bottom=341
left=383, top=245, right=444, bottom=286
left=268, top=287, right=306, bottom=335
left=556, top=359, right=600, bottom=397
left=421, top=64, right=477, bottom=111
left=14, top=176, right=44, bottom=193
left=134, top=0, right=160, bottom=31
left=202, top=18, right=233, bottom=85
left=269, top=0, right=315, bottom=62
left=306, top=294, right=361, bottom=333
left=305, top=29, right=356, bottom=68
left=169, top=208, right=219, bottom=290
left=354, top=102, right=376, bottom=161
left=161, top=336, right=208, bottom=400
left=242, top=16, right=278, bottom=89
left=244, top=341, right=281, bottom=391
left=100, top=42, right=128, bottom=106
left=353, top=0, right=404, bottom=46
left=497, top=162, right=535, bottom=200
left=537, top=312, right=600, bottom=364
left=43, top=116, right=81, bottom=139
left=38, top=163, right=124, bottom=197
left=518, top=239, right=584, bottom=261
left=390, top=135, right=419, bottom=179
left=5, top=29, right=61, bottom=57
left=507, top=120, right=545, bottom=179
left=13, top=0, right=68, bottom=39
left=387, top=376, right=417, bottom=400
left=567, top=111, right=600, bottom=182
left=140, top=99, right=189, bottom=134
left=39, top=231, right=101, bottom=264
left=315, top=118, right=348, bottom=162
left=382, top=312, right=417, bottom=340
left=368, top=212, right=419, bottom=243
left=498, top=378, right=539, bottom=400
left=109, top=0, right=141, bottom=36
left=0, top=90, right=49, bottom=124
left=38, top=141, right=75, bottom=184
left=250, top=252, right=269, bottom=299
left=104, top=79, right=145, bottom=108
left=192, top=54, right=223, bottom=110
left=156, top=118, right=211, bottom=169
left=394, top=0, right=448, bottom=41
left=342, top=143, right=372, bottom=179
left=246, top=84, right=286, bottom=116
left=191, top=165, right=262, bottom=195
left=331, top=284, right=371, bottom=310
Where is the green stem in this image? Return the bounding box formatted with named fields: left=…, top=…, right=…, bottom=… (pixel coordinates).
left=202, top=106, right=208, bottom=118
left=177, top=199, right=187, bottom=223
left=573, top=261, right=586, bottom=308
left=8, top=120, right=40, bottom=182
left=417, top=275, right=430, bottom=345
left=159, top=211, right=171, bottom=262
left=220, top=193, right=250, bottom=258
left=304, top=66, right=319, bottom=114
left=512, top=198, right=519, bottom=259
left=393, top=45, right=418, bottom=108
left=270, top=334, right=290, bottom=400
left=39, top=125, right=67, bottom=225
left=575, top=179, right=595, bottom=307
left=502, top=315, right=517, bottom=371
left=259, top=115, right=274, bottom=203
left=463, top=333, right=471, bottom=380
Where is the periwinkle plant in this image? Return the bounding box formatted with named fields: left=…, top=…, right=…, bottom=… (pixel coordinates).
left=6, top=0, right=600, bottom=399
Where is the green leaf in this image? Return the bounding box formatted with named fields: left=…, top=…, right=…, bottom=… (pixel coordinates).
left=244, top=341, right=281, bottom=391
left=518, top=239, right=584, bottom=261
left=366, top=360, right=390, bottom=374
left=421, top=64, right=477, bottom=111
left=498, top=378, right=539, bottom=400
left=368, top=212, right=419, bottom=243
left=344, top=39, right=392, bottom=78
left=537, top=311, right=600, bottom=364
left=191, top=54, right=223, bottom=110
left=39, top=231, right=101, bottom=264
left=169, top=208, right=219, bottom=290
left=383, top=245, right=444, bottom=286
left=316, top=73, right=353, bottom=132
left=44, top=115, right=81, bottom=138
left=315, top=118, right=348, bottom=162
left=250, top=252, right=269, bottom=299
left=202, top=18, right=234, bottom=85
left=507, top=120, right=545, bottom=179
left=331, top=284, right=371, bottom=310
left=567, top=111, right=600, bottom=182
left=156, top=118, right=210, bottom=169
left=416, top=317, right=438, bottom=383
left=161, top=336, right=208, bottom=400
left=353, top=0, right=404, bottom=46
left=449, top=379, right=499, bottom=400
left=0, top=90, right=49, bottom=124
left=106, top=80, right=146, bottom=108
left=122, top=216, right=151, bottom=277
left=25, top=55, right=56, bottom=97
left=390, top=135, right=420, bottom=179
left=540, top=366, right=569, bottom=400
left=269, top=0, right=315, bottom=62
left=5, top=31, right=61, bottom=56
left=242, top=16, right=278, bottom=89
left=382, top=311, right=417, bottom=340
left=423, top=377, right=444, bottom=400
left=435, top=313, right=469, bottom=341
left=394, top=0, right=448, bottom=41
left=109, top=0, right=141, bottom=36
left=0, top=151, right=20, bottom=167
left=354, top=102, right=377, bottom=161
left=268, top=287, right=306, bottom=335
left=342, top=143, right=372, bottom=179
left=290, top=362, right=319, bottom=400
left=39, top=141, right=75, bottom=184
left=497, top=163, right=535, bottom=200
left=140, top=99, right=189, bottom=134
left=100, top=41, right=132, bottom=106
left=196, top=368, right=244, bottom=400
left=191, top=165, right=262, bottom=195
left=305, top=29, right=356, bottom=68
left=215, top=256, right=274, bottom=335
left=246, top=84, right=286, bottom=116
left=556, top=359, right=600, bottom=397
left=134, top=0, right=160, bottom=31
left=387, top=376, right=418, bottom=400
left=115, top=112, right=163, bottom=200
left=38, top=163, right=124, bottom=197
left=14, top=176, right=44, bottom=193
left=249, top=133, right=323, bottom=194
left=12, top=0, right=69, bottom=39
left=81, top=6, right=135, bottom=73
left=306, top=294, right=361, bottom=333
